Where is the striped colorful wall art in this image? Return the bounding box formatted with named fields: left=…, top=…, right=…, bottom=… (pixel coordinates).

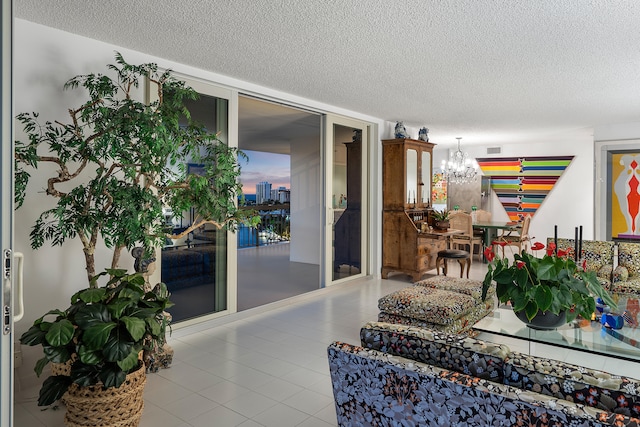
left=475, top=156, right=574, bottom=222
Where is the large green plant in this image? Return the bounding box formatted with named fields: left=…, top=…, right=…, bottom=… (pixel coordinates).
left=14, top=53, right=258, bottom=285
left=482, top=242, right=616, bottom=323
left=20, top=269, right=173, bottom=406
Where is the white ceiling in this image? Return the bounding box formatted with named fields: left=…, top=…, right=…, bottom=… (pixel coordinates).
left=238, top=96, right=320, bottom=154
left=14, top=0, right=640, bottom=148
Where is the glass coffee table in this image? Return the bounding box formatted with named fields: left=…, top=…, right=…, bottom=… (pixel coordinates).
left=474, top=304, right=640, bottom=362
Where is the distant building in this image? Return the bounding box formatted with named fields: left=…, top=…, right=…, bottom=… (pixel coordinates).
left=277, top=187, right=290, bottom=203
left=256, top=181, right=272, bottom=204
left=270, top=186, right=290, bottom=203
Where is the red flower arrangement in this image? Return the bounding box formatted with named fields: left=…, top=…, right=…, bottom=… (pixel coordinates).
left=481, top=242, right=616, bottom=323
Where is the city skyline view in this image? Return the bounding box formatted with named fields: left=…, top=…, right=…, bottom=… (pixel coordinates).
left=239, top=150, right=290, bottom=194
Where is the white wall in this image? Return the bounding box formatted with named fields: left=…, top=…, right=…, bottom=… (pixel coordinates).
left=290, top=135, right=322, bottom=264
left=594, top=122, right=640, bottom=142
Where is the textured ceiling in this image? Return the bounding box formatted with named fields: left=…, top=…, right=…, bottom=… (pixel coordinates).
left=14, top=0, right=640, bottom=147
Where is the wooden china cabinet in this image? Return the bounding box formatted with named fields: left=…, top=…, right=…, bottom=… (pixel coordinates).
left=381, top=138, right=447, bottom=281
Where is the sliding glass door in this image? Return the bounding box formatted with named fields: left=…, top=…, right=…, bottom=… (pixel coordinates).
left=150, top=77, right=238, bottom=324
left=324, top=115, right=369, bottom=285
left=149, top=81, right=372, bottom=319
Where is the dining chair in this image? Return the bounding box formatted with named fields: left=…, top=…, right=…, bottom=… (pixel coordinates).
left=472, top=209, right=492, bottom=242
left=494, top=214, right=532, bottom=257
left=474, top=209, right=491, bottom=223
left=449, top=212, right=483, bottom=262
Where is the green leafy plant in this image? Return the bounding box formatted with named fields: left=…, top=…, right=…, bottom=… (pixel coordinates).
left=432, top=209, right=450, bottom=222
left=14, top=52, right=259, bottom=285
left=482, top=242, right=616, bottom=323
left=20, top=269, right=173, bottom=406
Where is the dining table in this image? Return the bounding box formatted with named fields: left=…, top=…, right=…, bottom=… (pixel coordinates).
left=473, top=221, right=521, bottom=260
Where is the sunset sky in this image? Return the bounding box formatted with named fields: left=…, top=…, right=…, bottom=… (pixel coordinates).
left=239, top=150, right=291, bottom=195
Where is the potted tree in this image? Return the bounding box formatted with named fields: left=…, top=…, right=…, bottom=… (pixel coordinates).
left=15, top=53, right=258, bottom=424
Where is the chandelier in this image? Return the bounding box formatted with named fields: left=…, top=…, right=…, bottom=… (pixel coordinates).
left=441, top=137, right=479, bottom=184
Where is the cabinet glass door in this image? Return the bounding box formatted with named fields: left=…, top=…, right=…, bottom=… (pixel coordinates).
left=406, top=149, right=418, bottom=206
left=324, top=116, right=368, bottom=284
left=421, top=151, right=431, bottom=205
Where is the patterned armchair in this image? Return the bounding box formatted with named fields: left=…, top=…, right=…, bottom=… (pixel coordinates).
left=547, top=238, right=614, bottom=290
left=613, top=242, right=640, bottom=295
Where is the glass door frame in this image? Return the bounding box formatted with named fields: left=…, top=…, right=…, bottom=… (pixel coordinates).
left=323, top=115, right=370, bottom=286
left=147, top=74, right=240, bottom=327
left=1, top=0, right=14, bottom=424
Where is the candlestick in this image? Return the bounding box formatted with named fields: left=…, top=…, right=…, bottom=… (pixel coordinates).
left=579, top=225, right=583, bottom=261
left=574, top=227, right=578, bottom=261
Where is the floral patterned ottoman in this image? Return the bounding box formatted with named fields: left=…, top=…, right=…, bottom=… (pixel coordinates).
left=377, top=278, right=495, bottom=334
left=378, top=286, right=474, bottom=321
left=378, top=298, right=494, bottom=334
left=415, top=275, right=496, bottom=300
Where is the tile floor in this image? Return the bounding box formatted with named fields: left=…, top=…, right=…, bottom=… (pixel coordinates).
left=14, top=261, right=640, bottom=427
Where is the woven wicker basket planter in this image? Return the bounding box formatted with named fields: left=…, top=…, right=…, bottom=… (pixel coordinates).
left=61, top=364, right=146, bottom=427
left=51, top=363, right=71, bottom=376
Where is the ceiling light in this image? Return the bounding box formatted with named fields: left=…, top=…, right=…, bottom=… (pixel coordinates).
left=441, top=137, right=479, bottom=184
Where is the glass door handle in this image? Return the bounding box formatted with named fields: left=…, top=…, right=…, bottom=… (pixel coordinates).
left=13, top=252, right=24, bottom=322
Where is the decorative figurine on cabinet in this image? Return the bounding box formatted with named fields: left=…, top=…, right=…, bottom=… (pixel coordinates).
left=418, top=127, right=429, bottom=142
left=394, top=121, right=410, bottom=139
left=353, top=129, right=362, bottom=143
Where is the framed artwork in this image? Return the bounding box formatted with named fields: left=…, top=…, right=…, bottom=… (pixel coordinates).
left=431, top=172, right=447, bottom=205
left=595, top=140, right=640, bottom=240
left=611, top=152, right=640, bottom=239
left=475, top=156, right=573, bottom=222
left=598, top=146, right=640, bottom=240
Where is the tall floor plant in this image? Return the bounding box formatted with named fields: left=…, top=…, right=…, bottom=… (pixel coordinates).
left=15, top=53, right=258, bottom=412
left=15, top=52, right=258, bottom=284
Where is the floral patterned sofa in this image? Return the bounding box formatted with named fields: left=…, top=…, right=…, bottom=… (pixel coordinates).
left=327, top=321, right=640, bottom=426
